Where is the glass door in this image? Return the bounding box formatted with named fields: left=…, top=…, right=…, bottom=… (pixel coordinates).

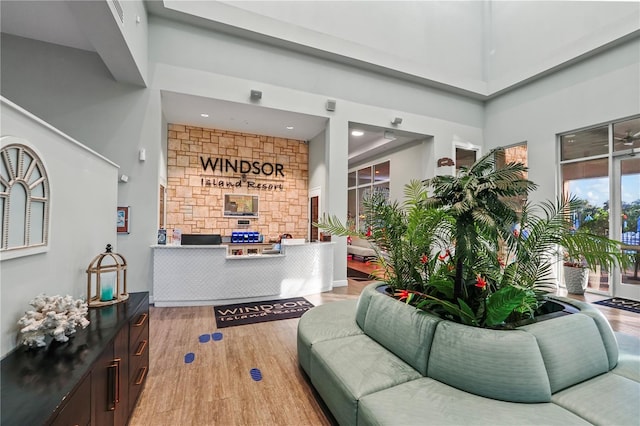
left=611, top=154, right=640, bottom=300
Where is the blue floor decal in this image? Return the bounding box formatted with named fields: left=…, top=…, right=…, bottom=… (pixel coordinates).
left=185, top=353, right=195, bottom=364
left=250, top=368, right=262, bottom=381
left=199, top=334, right=211, bottom=343
left=212, top=332, right=223, bottom=341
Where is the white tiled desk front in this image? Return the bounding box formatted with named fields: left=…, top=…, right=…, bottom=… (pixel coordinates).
left=151, top=243, right=334, bottom=307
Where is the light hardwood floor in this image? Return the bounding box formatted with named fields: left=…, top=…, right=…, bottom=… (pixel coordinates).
left=129, top=278, right=638, bottom=426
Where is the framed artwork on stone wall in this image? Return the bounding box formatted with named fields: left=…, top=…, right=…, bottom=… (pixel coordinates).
left=117, top=206, right=130, bottom=233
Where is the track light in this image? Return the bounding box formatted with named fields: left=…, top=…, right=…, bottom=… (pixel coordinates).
left=391, top=117, right=403, bottom=126
left=250, top=90, right=262, bottom=100
left=384, top=131, right=396, bottom=140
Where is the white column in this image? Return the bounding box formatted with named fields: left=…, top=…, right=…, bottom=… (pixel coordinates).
left=325, top=117, right=349, bottom=287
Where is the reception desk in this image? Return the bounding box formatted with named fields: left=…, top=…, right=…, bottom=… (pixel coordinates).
left=152, top=242, right=334, bottom=307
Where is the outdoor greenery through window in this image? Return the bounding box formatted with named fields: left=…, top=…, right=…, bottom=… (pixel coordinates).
left=560, top=116, right=640, bottom=292
left=348, top=161, right=390, bottom=233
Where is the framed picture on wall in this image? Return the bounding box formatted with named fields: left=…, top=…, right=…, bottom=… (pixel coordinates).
left=117, top=206, right=130, bottom=233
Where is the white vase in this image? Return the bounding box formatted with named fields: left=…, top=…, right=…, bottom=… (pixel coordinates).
left=563, top=266, right=589, bottom=295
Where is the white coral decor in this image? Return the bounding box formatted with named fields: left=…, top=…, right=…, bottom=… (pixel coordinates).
left=18, top=294, right=90, bottom=348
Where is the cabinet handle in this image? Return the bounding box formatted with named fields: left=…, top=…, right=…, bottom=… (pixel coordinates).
left=108, top=363, right=117, bottom=411
left=114, top=358, right=121, bottom=404
left=135, top=339, right=148, bottom=356
left=134, top=366, right=148, bottom=385
left=133, top=312, right=148, bottom=327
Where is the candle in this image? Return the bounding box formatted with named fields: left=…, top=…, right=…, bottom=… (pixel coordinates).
left=100, top=272, right=116, bottom=301
left=100, top=286, right=113, bottom=302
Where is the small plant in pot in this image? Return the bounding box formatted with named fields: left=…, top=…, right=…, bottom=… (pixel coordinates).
left=319, top=148, right=633, bottom=328
left=562, top=250, right=589, bottom=295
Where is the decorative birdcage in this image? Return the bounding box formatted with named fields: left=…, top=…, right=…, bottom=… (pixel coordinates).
left=86, top=244, right=129, bottom=307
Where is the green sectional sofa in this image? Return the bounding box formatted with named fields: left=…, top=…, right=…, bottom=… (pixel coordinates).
left=297, top=283, right=640, bottom=425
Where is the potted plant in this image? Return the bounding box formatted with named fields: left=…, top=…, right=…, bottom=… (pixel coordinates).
left=319, top=148, right=633, bottom=328
left=562, top=251, right=589, bottom=295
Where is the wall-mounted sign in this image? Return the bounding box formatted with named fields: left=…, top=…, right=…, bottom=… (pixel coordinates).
left=437, top=157, right=455, bottom=167
left=200, top=156, right=285, bottom=177
left=201, top=176, right=284, bottom=191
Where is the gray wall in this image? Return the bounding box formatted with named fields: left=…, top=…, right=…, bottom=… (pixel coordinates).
left=0, top=99, right=118, bottom=356
left=484, top=38, right=640, bottom=206
left=148, top=16, right=484, bottom=129
left=1, top=34, right=162, bottom=299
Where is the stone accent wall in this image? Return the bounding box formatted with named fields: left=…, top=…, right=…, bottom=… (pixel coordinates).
left=166, top=124, right=308, bottom=242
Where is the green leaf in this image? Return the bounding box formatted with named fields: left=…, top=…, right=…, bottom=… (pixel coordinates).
left=484, top=286, right=532, bottom=326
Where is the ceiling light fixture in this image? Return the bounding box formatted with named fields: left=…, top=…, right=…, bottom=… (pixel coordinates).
left=391, top=117, right=403, bottom=126
left=351, top=130, right=364, bottom=136
left=384, top=131, right=396, bottom=140
left=286, top=126, right=294, bottom=130
left=200, top=113, right=209, bottom=118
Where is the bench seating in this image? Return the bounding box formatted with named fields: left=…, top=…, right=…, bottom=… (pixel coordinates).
left=297, top=283, right=640, bottom=425
left=347, top=237, right=376, bottom=261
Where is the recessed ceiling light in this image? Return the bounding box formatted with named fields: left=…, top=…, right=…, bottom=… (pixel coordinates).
left=286, top=126, right=294, bottom=130
left=351, top=130, right=364, bottom=136
left=200, top=113, right=209, bottom=118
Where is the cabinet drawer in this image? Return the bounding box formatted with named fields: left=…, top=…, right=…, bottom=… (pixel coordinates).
left=129, top=334, right=149, bottom=382
left=128, top=363, right=148, bottom=415
left=129, top=307, right=149, bottom=347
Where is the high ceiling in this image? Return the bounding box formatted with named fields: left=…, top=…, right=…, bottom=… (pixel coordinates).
left=0, top=0, right=428, bottom=166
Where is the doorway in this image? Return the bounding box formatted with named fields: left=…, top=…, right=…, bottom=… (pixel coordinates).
left=611, top=154, right=640, bottom=300
left=309, top=187, right=320, bottom=242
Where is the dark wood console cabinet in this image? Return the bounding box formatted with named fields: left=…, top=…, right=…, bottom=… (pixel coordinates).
left=1, top=292, right=149, bottom=426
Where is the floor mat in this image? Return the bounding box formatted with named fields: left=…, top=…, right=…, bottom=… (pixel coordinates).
left=593, top=297, right=640, bottom=314
left=213, top=297, right=314, bottom=328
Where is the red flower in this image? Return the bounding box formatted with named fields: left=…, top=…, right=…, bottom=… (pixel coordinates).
left=498, top=257, right=506, bottom=267
left=366, top=227, right=372, bottom=237
left=513, top=229, right=520, bottom=237
left=398, top=289, right=410, bottom=300
left=475, top=275, right=487, bottom=289
left=438, top=251, right=449, bottom=261
left=420, top=254, right=428, bottom=264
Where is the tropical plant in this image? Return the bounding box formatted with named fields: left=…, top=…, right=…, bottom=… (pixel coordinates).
left=319, top=148, right=633, bottom=328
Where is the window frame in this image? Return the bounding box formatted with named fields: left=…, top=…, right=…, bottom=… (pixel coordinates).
left=0, top=139, right=51, bottom=260
left=348, top=160, right=390, bottom=233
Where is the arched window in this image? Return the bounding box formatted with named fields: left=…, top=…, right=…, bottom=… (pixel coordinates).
left=0, top=139, right=50, bottom=258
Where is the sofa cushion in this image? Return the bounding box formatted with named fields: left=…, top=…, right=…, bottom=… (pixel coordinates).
left=520, top=313, right=610, bottom=393
left=428, top=321, right=551, bottom=402
left=548, top=296, right=619, bottom=369
left=611, top=331, right=640, bottom=382
left=355, top=283, right=380, bottom=329
left=297, top=300, right=364, bottom=374
left=551, top=372, right=640, bottom=426
left=310, top=334, right=422, bottom=426
left=358, top=378, right=591, bottom=426
left=363, top=291, right=441, bottom=375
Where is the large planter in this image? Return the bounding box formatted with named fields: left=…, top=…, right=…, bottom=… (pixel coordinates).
left=563, top=265, right=589, bottom=294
